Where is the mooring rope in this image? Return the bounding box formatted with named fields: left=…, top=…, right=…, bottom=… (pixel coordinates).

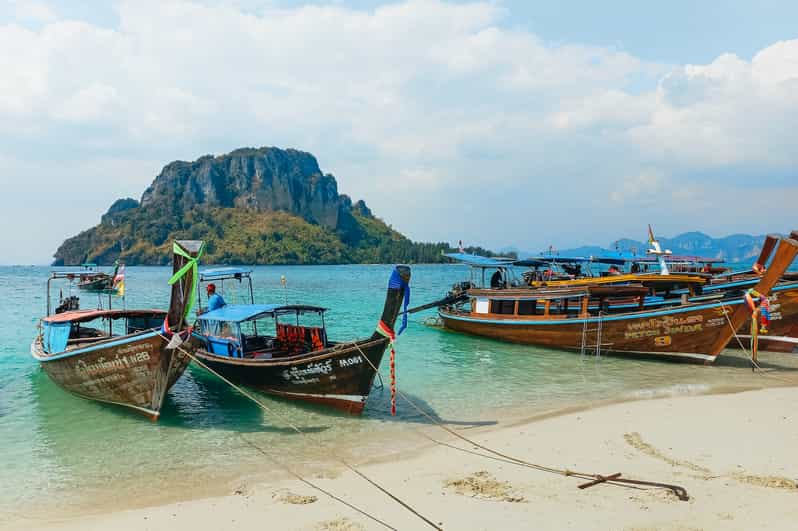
left=348, top=340, right=690, bottom=501
left=416, top=432, right=652, bottom=492
left=719, top=303, right=794, bottom=383
left=238, top=437, right=397, bottom=531
left=158, top=333, right=441, bottom=531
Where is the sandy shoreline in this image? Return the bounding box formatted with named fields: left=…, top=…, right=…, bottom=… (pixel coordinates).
left=6, top=386, right=798, bottom=531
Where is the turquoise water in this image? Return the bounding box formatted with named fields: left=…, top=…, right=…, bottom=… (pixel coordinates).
left=2, top=264, right=798, bottom=523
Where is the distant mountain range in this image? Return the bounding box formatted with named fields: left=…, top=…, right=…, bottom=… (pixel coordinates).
left=525, top=231, right=773, bottom=264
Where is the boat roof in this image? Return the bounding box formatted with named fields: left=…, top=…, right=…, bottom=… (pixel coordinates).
left=469, top=284, right=650, bottom=300
left=469, top=287, right=590, bottom=300
left=633, top=254, right=725, bottom=264
left=515, top=255, right=627, bottom=267
left=199, top=267, right=253, bottom=281
left=444, top=253, right=516, bottom=267
left=42, top=309, right=166, bottom=324
left=447, top=251, right=723, bottom=269
left=198, top=303, right=327, bottom=323
left=50, top=270, right=104, bottom=278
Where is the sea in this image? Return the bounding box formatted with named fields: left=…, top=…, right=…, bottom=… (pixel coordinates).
left=2, top=264, right=798, bottom=524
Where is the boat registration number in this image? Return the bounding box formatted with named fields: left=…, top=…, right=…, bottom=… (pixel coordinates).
left=338, top=355, right=363, bottom=368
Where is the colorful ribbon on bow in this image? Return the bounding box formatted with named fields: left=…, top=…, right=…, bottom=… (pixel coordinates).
left=375, top=320, right=398, bottom=415
left=168, top=241, right=205, bottom=321
left=744, top=288, right=770, bottom=333
left=388, top=267, right=410, bottom=335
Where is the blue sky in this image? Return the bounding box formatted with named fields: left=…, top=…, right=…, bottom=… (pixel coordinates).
left=1, top=0, right=798, bottom=263
left=7, top=0, right=798, bottom=62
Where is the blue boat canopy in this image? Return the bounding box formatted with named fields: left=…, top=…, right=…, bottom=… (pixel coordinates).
left=198, top=303, right=327, bottom=323
left=444, top=253, right=515, bottom=267
left=199, top=267, right=253, bottom=280
left=515, top=255, right=628, bottom=266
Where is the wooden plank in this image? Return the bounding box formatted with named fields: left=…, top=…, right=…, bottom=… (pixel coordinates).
left=754, top=234, right=780, bottom=271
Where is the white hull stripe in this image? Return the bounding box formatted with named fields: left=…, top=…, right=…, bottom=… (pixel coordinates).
left=736, top=335, right=798, bottom=345
left=612, top=350, right=717, bottom=362
left=276, top=391, right=366, bottom=403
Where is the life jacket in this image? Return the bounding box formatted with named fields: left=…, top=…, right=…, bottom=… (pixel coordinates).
left=310, top=328, right=324, bottom=351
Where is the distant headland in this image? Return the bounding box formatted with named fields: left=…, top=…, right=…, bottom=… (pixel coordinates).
left=53, top=147, right=498, bottom=265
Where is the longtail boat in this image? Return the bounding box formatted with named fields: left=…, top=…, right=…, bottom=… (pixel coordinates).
left=31, top=241, right=204, bottom=419
left=190, top=266, right=411, bottom=414
left=438, top=237, right=798, bottom=364
left=440, top=231, right=798, bottom=353
left=76, top=262, right=122, bottom=292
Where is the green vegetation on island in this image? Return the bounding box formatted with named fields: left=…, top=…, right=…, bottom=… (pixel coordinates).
left=53, top=147, right=504, bottom=265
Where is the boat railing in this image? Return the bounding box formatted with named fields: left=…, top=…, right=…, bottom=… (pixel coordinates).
left=197, top=267, right=255, bottom=312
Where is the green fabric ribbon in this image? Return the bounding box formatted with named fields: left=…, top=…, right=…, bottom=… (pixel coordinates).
left=167, top=241, right=205, bottom=320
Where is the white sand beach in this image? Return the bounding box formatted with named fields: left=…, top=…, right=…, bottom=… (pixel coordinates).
left=7, top=386, right=798, bottom=531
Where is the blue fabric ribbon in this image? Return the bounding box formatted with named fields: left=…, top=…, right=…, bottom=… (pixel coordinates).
left=388, top=267, right=410, bottom=335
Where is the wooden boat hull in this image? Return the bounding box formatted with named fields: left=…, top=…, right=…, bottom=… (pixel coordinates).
left=587, top=283, right=798, bottom=353
left=439, top=300, right=755, bottom=364
left=191, top=337, right=390, bottom=415
left=31, top=330, right=191, bottom=419
left=733, top=285, right=798, bottom=353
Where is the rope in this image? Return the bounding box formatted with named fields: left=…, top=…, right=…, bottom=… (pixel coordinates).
left=375, top=321, right=398, bottom=415
left=346, top=341, right=689, bottom=501
left=416, top=433, right=651, bottom=492
left=719, top=304, right=794, bottom=383
left=158, top=333, right=441, bottom=531
left=238, top=437, right=397, bottom=531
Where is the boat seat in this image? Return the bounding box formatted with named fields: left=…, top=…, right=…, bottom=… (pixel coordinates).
left=67, top=335, right=111, bottom=346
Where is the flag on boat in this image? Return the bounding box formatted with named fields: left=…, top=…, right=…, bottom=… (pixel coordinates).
left=113, top=264, right=125, bottom=297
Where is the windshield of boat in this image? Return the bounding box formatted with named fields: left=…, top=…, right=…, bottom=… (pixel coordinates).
left=238, top=318, right=275, bottom=338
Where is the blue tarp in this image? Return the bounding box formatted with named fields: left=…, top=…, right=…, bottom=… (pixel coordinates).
left=43, top=322, right=71, bottom=354
left=515, top=255, right=628, bottom=266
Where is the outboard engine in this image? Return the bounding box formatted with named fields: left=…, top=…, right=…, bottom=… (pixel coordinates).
left=448, top=281, right=472, bottom=297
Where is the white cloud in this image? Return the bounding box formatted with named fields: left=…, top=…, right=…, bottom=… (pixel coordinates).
left=630, top=41, right=798, bottom=168
left=610, top=170, right=664, bottom=204
left=11, top=1, right=57, bottom=23
left=1, top=1, right=798, bottom=262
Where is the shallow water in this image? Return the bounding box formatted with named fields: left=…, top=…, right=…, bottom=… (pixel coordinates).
left=1, top=264, right=797, bottom=522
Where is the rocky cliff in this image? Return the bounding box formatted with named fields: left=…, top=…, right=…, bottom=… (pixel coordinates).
left=54, top=147, right=452, bottom=265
